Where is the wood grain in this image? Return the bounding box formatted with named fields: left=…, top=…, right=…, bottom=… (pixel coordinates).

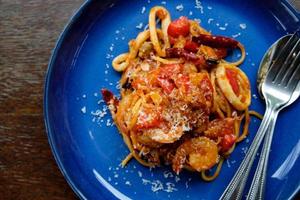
left=0, top=1, right=84, bottom=199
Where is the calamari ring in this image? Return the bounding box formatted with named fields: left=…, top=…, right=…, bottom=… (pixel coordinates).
left=216, top=63, right=251, bottom=111
left=112, top=53, right=129, bottom=72
left=223, top=42, right=246, bottom=66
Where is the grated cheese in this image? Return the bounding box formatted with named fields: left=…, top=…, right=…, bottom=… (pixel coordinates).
left=239, top=23, right=247, bottom=29
left=81, top=106, right=86, bottom=114
left=106, top=54, right=114, bottom=59
left=176, top=4, right=184, bottom=12
left=138, top=171, right=143, bottom=177
left=116, top=81, right=121, bottom=89
left=185, top=178, right=192, bottom=188
left=125, top=181, right=131, bottom=186
left=232, top=32, right=241, bottom=38
left=241, top=146, right=249, bottom=155
left=109, top=44, right=114, bottom=52
left=194, top=18, right=201, bottom=24
left=226, top=159, right=231, bottom=168
left=142, top=179, right=177, bottom=193
left=91, top=105, right=108, bottom=124
left=163, top=171, right=174, bottom=178
left=136, top=23, right=144, bottom=29
left=106, top=119, right=114, bottom=127
left=165, top=182, right=178, bottom=192
left=195, top=0, right=204, bottom=14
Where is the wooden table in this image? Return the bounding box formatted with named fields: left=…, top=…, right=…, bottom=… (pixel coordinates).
left=0, top=1, right=299, bottom=200
left=0, top=1, right=83, bottom=199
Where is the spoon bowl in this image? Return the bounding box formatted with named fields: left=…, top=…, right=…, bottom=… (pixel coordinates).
left=257, top=34, right=300, bottom=104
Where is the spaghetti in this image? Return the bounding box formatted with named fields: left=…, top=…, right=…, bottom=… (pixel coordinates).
left=102, top=6, right=260, bottom=181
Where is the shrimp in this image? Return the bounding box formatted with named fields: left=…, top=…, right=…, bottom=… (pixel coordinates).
left=172, top=137, right=219, bottom=174
left=204, top=118, right=235, bottom=139
left=143, top=125, right=184, bottom=144
left=133, top=103, right=185, bottom=144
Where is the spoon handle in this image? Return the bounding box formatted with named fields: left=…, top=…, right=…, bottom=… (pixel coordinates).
left=220, top=104, right=279, bottom=200
left=246, top=113, right=278, bottom=200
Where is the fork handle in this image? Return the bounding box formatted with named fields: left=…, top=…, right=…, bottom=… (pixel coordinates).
left=246, top=113, right=278, bottom=200
left=220, top=103, right=279, bottom=200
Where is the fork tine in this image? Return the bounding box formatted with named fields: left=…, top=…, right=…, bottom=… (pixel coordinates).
left=278, top=39, right=300, bottom=85
left=266, top=33, right=299, bottom=81
left=274, top=39, right=300, bottom=83
left=285, top=51, right=300, bottom=91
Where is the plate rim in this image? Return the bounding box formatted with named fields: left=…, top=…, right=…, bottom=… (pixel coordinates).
left=44, top=1, right=92, bottom=199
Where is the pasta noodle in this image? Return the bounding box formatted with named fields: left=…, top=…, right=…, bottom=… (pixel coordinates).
left=102, top=6, right=261, bottom=181
left=149, top=6, right=171, bottom=57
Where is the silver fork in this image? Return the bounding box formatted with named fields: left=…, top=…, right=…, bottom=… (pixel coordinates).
left=220, top=32, right=300, bottom=200
left=246, top=35, right=300, bottom=200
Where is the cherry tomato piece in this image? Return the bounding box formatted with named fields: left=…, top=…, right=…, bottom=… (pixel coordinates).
left=167, top=16, right=190, bottom=38
left=175, top=74, right=190, bottom=92
left=225, top=68, right=240, bottom=96
left=159, top=64, right=183, bottom=78
left=157, top=77, right=175, bottom=94
left=220, top=134, right=236, bottom=152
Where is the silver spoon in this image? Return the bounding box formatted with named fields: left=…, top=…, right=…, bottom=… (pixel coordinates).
left=247, top=34, right=300, bottom=200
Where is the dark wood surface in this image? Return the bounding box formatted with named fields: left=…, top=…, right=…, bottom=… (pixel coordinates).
left=0, top=1, right=84, bottom=199
left=0, top=1, right=299, bottom=200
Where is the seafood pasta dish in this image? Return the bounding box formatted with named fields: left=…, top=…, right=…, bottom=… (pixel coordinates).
left=102, top=6, right=261, bottom=181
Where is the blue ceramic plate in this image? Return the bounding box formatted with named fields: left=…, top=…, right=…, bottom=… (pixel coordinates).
left=44, top=0, right=300, bottom=199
